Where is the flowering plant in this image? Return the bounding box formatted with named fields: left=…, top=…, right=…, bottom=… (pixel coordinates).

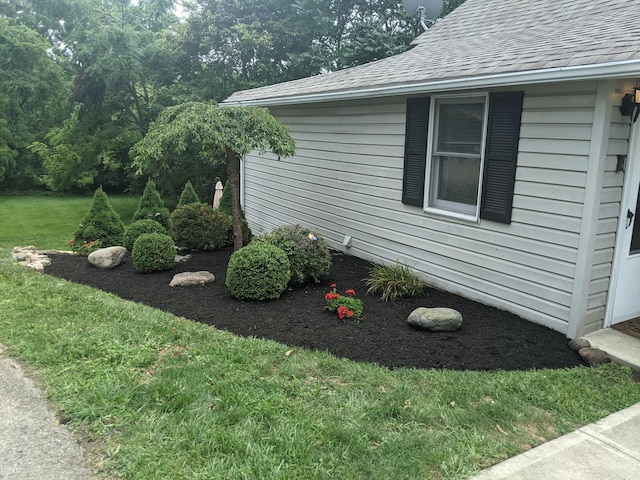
left=68, top=239, right=101, bottom=255
left=324, top=283, right=363, bottom=321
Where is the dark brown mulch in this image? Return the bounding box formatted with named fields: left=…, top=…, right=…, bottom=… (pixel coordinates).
left=44, top=248, right=584, bottom=371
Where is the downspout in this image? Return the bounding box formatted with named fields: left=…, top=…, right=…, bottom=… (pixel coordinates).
left=567, top=80, right=616, bottom=339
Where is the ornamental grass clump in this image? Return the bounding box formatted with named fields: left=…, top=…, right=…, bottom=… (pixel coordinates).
left=123, top=219, right=167, bottom=251
left=324, top=283, right=363, bottom=321
left=72, top=186, right=125, bottom=254
left=364, top=260, right=430, bottom=301
left=169, top=203, right=232, bottom=251
left=226, top=243, right=291, bottom=300
left=132, top=233, right=176, bottom=273
left=260, top=224, right=332, bottom=286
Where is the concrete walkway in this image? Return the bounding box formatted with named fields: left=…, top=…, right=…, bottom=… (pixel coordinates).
left=0, top=344, right=94, bottom=480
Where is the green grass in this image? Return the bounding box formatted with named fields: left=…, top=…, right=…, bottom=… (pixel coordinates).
left=1, top=196, right=640, bottom=479
left=0, top=195, right=141, bottom=250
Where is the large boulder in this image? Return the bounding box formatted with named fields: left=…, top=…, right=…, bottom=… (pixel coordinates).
left=407, top=307, right=463, bottom=332
left=88, top=246, right=127, bottom=269
left=169, top=271, right=215, bottom=287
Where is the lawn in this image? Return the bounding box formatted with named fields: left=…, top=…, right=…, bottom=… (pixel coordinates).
left=1, top=195, right=640, bottom=479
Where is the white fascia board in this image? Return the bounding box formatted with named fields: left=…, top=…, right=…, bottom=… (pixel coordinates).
left=223, top=59, right=640, bottom=107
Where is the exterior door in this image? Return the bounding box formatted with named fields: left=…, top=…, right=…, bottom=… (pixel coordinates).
left=609, top=123, right=640, bottom=325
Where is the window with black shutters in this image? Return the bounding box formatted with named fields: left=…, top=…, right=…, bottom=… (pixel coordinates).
left=402, top=91, right=523, bottom=224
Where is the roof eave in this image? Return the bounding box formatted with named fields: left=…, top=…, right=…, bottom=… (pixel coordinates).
left=222, top=59, right=640, bottom=107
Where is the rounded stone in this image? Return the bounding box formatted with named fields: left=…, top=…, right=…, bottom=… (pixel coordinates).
left=407, top=307, right=463, bottom=332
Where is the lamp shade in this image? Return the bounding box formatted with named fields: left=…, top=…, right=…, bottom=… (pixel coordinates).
left=401, top=0, right=445, bottom=20
left=635, top=88, right=640, bottom=104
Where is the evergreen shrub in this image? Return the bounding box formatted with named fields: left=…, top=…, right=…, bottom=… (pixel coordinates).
left=169, top=203, right=231, bottom=251
left=226, top=243, right=291, bottom=300
left=72, top=186, right=125, bottom=254
left=259, top=224, right=332, bottom=286
left=131, top=233, right=176, bottom=273
left=177, top=180, right=200, bottom=207
left=123, top=219, right=167, bottom=251
left=133, top=180, right=170, bottom=228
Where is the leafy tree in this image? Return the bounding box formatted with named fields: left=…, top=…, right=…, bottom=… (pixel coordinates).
left=133, top=179, right=171, bottom=227
left=0, top=17, right=71, bottom=188
left=177, top=180, right=200, bottom=207
left=132, top=102, right=295, bottom=250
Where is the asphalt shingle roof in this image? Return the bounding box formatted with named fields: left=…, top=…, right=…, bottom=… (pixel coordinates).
left=224, top=0, right=640, bottom=104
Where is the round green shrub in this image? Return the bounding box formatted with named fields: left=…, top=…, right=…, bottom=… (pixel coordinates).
left=123, top=219, right=167, bottom=251
left=260, top=224, right=332, bottom=286
left=169, top=203, right=232, bottom=251
left=226, top=243, right=291, bottom=300
left=132, top=233, right=176, bottom=273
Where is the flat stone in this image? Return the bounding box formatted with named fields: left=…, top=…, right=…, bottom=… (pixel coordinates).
left=407, top=307, right=463, bottom=332
left=169, top=271, right=215, bottom=287
left=175, top=254, right=192, bottom=264
left=88, top=246, right=127, bottom=269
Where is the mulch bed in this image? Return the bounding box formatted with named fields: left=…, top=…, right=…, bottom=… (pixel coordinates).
left=44, top=248, right=585, bottom=371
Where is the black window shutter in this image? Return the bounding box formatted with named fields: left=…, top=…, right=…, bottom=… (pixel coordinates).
left=402, top=97, right=430, bottom=206
left=480, top=91, right=524, bottom=223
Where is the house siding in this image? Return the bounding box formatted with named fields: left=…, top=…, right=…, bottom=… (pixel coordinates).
left=243, top=80, right=626, bottom=335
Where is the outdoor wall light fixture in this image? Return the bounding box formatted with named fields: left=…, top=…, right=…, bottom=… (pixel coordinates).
left=620, top=88, right=640, bottom=122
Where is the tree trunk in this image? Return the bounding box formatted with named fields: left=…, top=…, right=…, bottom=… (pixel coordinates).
left=225, top=147, right=243, bottom=251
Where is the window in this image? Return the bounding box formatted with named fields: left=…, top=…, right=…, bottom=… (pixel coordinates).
left=402, top=91, right=524, bottom=224
left=427, top=95, right=488, bottom=218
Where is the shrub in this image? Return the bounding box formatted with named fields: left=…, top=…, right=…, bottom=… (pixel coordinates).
left=177, top=180, right=200, bottom=207
left=259, top=224, right=331, bottom=286
left=72, top=186, right=125, bottom=254
left=226, top=243, right=291, bottom=300
left=123, top=219, right=167, bottom=251
left=169, top=203, right=232, bottom=251
left=364, top=261, right=430, bottom=301
left=218, top=180, right=232, bottom=216
left=133, top=179, right=170, bottom=228
left=131, top=233, right=176, bottom=273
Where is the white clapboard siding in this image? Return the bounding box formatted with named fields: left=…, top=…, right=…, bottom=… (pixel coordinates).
left=242, top=82, right=626, bottom=334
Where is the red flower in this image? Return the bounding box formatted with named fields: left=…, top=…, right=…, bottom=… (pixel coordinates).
left=68, top=239, right=74, bottom=245
left=345, top=289, right=356, bottom=296
left=337, top=305, right=348, bottom=319
left=82, top=243, right=88, bottom=248
left=330, top=283, right=337, bottom=288
left=325, top=292, right=340, bottom=301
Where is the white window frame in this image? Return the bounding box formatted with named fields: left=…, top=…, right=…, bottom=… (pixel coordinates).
left=424, top=93, right=489, bottom=221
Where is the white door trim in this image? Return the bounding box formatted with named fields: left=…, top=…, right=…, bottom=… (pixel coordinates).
left=606, top=119, right=640, bottom=326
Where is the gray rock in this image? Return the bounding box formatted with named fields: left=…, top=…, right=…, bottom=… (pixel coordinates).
left=407, top=307, right=463, bottom=332
left=87, top=246, right=127, bottom=269
left=175, top=254, right=192, bottom=264
left=568, top=337, right=590, bottom=351
left=169, top=271, right=215, bottom=287
left=578, top=347, right=611, bottom=367
left=12, top=246, right=51, bottom=273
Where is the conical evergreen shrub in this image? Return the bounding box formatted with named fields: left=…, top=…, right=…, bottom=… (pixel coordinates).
left=177, top=180, right=200, bottom=207
left=72, top=186, right=125, bottom=253
left=133, top=179, right=170, bottom=228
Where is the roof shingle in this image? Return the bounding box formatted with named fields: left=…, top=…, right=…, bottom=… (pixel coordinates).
left=224, top=0, right=640, bottom=104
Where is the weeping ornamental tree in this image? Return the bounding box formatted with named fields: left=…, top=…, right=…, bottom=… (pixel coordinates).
left=131, top=103, right=295, bottom=250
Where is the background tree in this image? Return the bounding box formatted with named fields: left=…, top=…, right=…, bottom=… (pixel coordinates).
left=0, top=16, right=71, bottom=189
left=131, top=103, right=295, bottom=250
